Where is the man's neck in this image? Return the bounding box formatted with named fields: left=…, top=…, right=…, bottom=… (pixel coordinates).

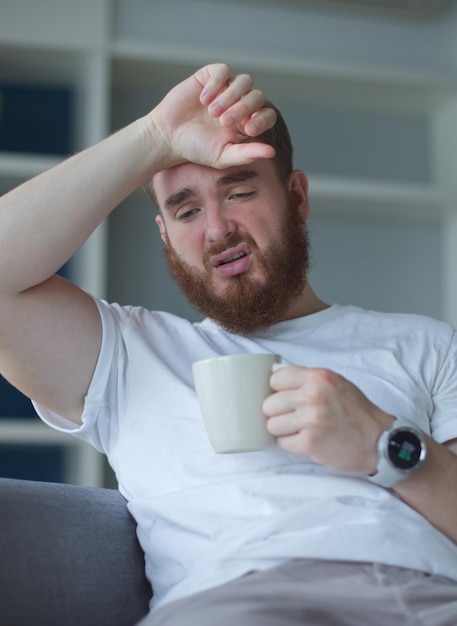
left=282, top=283, right=330, bottom=321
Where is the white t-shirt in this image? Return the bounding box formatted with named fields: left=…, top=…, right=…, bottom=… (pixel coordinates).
left=35, top=301, right=457, bottom=611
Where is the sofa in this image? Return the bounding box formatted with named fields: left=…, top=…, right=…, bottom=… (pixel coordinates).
left=0, top=477, right=152, bottom=626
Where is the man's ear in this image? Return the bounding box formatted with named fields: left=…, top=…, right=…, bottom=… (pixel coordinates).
left=155, top=214, right=168, bottom=245
left=286, top=170, right=309, bottom=222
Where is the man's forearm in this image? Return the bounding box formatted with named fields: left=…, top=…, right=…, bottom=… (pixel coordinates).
left=393, top=437, right=457, bottom=546
left=0, top=116, right=157, bottom=295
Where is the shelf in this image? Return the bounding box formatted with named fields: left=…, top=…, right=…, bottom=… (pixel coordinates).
left=111, top=39, right=457, bottom=113
left=0, top=419, right=79, bottom=445
left=0, top=152, right=62, bottom=181
left=308, top=175, right=443, bottom=220
left=0, top=44, right=91, bottom=86
left=0, top=419, right=104, bottom=486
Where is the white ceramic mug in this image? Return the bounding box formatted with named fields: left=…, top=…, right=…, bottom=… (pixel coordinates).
left=192, top=353, right=283, bottom=453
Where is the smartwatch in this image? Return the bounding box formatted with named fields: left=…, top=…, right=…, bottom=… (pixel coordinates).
left=366, top=418, right=427, bottom=488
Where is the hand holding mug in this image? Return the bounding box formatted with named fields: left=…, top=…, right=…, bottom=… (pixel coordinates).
left=264, top=365, right=392, bottom=475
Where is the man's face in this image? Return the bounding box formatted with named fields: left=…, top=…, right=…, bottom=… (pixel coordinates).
left=153, top=159, right=310, bottom=334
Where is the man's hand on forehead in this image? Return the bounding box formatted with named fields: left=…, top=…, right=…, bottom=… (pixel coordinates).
left=149, top=63, right=277, bottom=172
left=198, top=65, right=274, bottom=138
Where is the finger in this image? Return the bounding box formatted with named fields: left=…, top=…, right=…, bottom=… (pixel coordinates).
left=218, top=141, right=275, bottom=166
left=208, top=73, right=255, bottom=117
left=220, top=96, right=276, bottom=137
left=218, top=88, right=264, bottom=126
left=276, top=432, right=309, bottom=455
left=263, top=388, right=301, bottom=418
left=266, top=412, right=302, bottom=437
left=269, top=364, right=309, bottom=392
left=198, top=63, right=232, bottom=105
left=244, top=107, right=277, bottom=137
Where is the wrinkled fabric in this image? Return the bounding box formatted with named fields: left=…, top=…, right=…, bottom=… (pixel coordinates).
left=35, top=301, right=457, bottom=612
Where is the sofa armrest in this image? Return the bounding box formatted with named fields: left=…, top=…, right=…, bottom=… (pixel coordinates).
left=0, top=477, right=152, bottom=626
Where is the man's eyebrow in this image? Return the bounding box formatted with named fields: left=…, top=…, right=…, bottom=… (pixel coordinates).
left=216, top=170, right=259, bottom=187
left=163, top=170, right=258, bottom=210
left=164, top=187, right=197, bottom=210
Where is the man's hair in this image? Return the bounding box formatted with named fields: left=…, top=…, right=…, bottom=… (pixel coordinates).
left=258, top=100, right=293, bottom=182
left=143, top=100, right=293, bottom=206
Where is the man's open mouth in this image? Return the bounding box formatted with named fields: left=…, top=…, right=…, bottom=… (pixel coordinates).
left=209, top=243, right=251, bottom=268
left=209, top=243, right=252, bottom=277
left=219, top=251, right=247, bottom=266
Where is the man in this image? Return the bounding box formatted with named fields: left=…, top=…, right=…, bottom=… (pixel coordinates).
left=1, top=63, right=457, bottom=625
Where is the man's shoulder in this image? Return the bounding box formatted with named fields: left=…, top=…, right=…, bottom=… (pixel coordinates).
left=94, top=298, right=199, bottom=339
left=334, top=304, right=455, bottom=347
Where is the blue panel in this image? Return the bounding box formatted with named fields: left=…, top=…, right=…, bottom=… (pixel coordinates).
left=0, top=83, right=73, bottom=156
left=0, top=445, right=65, bottom=482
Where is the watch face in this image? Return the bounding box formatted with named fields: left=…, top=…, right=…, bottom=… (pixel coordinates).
left=387, top=430, right=422, bottom=470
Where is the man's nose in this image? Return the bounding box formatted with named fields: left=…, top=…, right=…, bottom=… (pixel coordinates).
left=205, top=206, right=236, bottom=243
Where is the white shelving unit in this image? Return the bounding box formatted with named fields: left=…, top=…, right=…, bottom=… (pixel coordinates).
left=1, top=0, right=457, bottom=485
left=0, top=0, right=109, bottom=486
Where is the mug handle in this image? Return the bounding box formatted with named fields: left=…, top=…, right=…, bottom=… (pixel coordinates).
left=271, top=361, right=289, bottom=372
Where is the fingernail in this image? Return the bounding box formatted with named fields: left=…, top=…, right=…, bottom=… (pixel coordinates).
left=209, top=102, right=223, bottom=116
left=247, top=120, right=260, bottom=135
left=222, top=112, right=237, bottom=125
left=200, top=89, right=210, bottom=105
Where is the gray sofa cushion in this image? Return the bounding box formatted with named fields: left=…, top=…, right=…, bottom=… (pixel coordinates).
left=0, top=477, right=152, bottom=626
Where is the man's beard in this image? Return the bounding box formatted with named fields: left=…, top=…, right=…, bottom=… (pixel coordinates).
left=163, top=198, right=310, bottom=335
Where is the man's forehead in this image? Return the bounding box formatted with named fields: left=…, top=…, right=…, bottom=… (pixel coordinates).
left=153, top=161, right=216, bottom=190
left=153, top=161, right=264, bottom=206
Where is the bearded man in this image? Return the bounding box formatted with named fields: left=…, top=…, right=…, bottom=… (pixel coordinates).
left=1, top=64, right=457, bottom=626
